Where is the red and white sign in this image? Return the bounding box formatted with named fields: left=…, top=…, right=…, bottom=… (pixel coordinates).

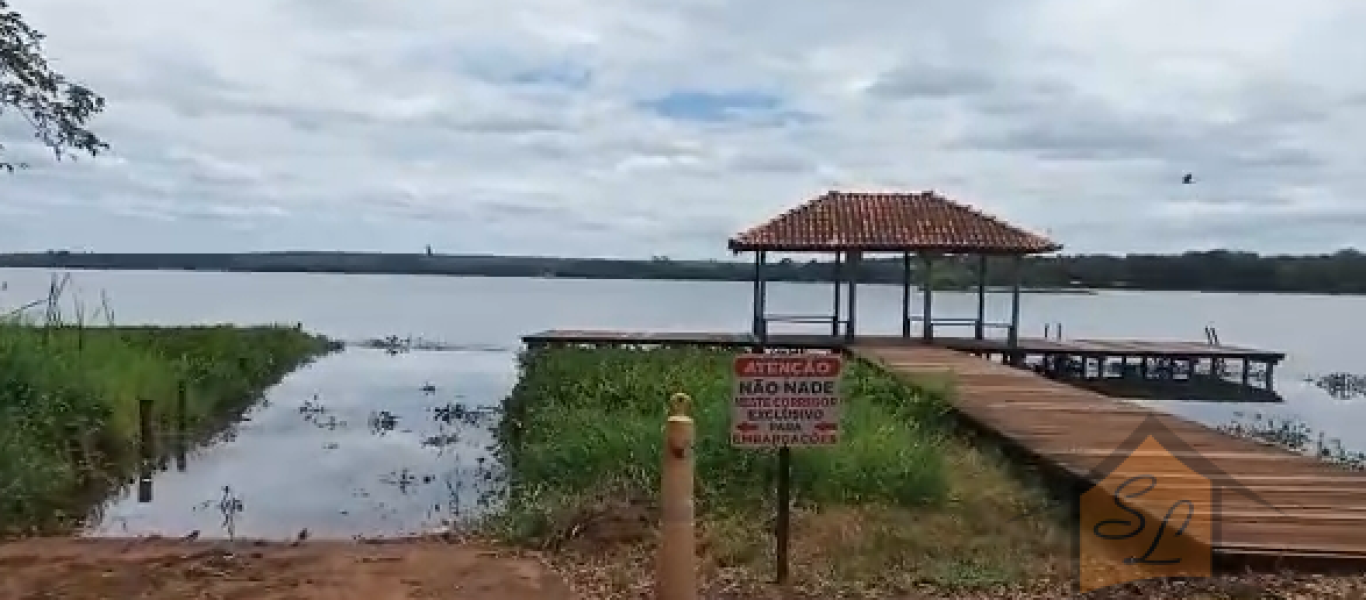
left=731, top=354, right=843, bottom=448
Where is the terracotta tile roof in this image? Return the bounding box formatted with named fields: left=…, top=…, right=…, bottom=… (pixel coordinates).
left=727, top=190, right=1062, bottom=254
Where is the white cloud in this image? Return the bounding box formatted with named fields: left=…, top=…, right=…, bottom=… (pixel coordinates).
left=4, top=0, right=1366, bottom=256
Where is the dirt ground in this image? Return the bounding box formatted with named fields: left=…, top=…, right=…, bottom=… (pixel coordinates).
left=0, top=537, right=575, bottom=600
left=7, top=535, right=1366, bottom=600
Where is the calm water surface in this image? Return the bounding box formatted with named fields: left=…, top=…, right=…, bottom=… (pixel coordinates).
left=1, top=268, right=1363, bottom=538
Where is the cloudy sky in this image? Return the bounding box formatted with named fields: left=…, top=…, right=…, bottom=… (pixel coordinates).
left=4, top=0, right=1366, bottom=259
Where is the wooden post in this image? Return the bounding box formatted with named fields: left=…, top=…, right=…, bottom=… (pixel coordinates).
left=845, top=251, right=860, bottom=342
left=137, top=398, right=154, bottom=503
left=920, top=253, right=935, bottom=342
left=175, top=380, right=188, bottom=472
left=975, top=254, right=988, bottom=340
left=900, top=252, right=912, bottom=338
left=1007, top=255, right=1023, bottom=364
left=831, top=252, right=843, bottom=337
left=658, top=393, right=696, bottom=600
left=751, top=252, right=767, bottom=341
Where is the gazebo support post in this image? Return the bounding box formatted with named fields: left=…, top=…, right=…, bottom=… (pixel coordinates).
left=831, top=252, right=843, bottom=338
left=845, top=251, right=860, bottom=342
left=900, top=252, right=912, bottom=338
left=975, top=255, right=988, bottom=340
left=751, top=251, right=768, bottom=341
left=920, top=253, right=935, bottom=342
left=1007, top=255, right=1023, bottom=365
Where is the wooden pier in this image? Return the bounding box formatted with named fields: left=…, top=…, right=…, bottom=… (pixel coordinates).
left=850, top=344, right=1366, bottom=569
left=523, top=329, right=1285, bottom=396
left=521, top=190, right=1362, bottom=571
left=524, top=329, right=1366, bottom=567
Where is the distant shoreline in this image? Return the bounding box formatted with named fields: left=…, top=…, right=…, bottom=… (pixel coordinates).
left=0, top=249, right=1362, bottom=295
left=0, top=263, right=1096, bottom=295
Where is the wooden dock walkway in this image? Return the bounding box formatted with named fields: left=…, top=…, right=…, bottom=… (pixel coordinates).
left=851, top=344, right=1366, bottom=567
left=522, top=330, right=1285, bottom=362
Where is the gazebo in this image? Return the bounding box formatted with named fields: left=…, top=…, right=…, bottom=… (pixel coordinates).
left=727, top=190, right=1061, bottom=349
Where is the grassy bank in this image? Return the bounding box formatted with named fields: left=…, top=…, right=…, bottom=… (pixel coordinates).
left=0, top=323, right=336, bottom=534
left=493, top=346, right=1071, bottom=596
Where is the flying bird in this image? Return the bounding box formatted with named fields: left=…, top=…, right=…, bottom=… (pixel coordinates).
left=1181, top=173, right=1195, bottom=184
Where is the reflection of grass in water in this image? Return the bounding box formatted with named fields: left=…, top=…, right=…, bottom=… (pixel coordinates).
left=1219, top=411, right=1366, bottom=470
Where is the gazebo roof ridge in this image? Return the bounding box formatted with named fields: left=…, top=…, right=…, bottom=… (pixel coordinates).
left=727, top=189, right=1062, bottom=254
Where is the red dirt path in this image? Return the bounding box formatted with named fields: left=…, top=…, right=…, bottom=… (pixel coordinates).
left=0, top=537, right=574, bottom=600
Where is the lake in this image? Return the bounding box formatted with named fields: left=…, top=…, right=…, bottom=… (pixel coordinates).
left=1, top=268, right=1362, bottom=539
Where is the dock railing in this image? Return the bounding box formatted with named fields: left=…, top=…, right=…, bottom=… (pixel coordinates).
left=761, top=313, right=851, bottom=338
left=905, top=315, right=1014, bottom=341
left=1043, top=322, right=1064, bottom=340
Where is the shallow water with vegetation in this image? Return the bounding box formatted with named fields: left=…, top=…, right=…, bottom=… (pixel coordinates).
left=83, top=348, right=509, bottom=540
left=0, top=319, right=331, bottom=535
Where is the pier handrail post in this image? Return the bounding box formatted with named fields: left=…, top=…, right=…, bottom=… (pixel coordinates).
left=658, top=392, right=697, bottom=600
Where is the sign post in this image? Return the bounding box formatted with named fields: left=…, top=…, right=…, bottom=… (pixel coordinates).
left=731, top=353, right=843, bottom=583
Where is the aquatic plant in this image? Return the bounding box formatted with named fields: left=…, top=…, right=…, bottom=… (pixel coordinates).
left=0, top=275, right=335, bottom=534
left=1219, top=411, right=1366, bottom=470
left=1307, top=372, right=1366, bottom=401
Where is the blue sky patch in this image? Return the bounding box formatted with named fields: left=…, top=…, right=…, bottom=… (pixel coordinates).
left=641, top=90, right=791, bottom=123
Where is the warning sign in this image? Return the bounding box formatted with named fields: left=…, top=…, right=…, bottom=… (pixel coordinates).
left=731, top=354, right=843, bottom=448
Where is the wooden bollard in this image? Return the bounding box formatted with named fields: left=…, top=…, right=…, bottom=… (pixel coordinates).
left=657, top=392, right=696, bottom=600
left=174, top=381, right=188, bottom=472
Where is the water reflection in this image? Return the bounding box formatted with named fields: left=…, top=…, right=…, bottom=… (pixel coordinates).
left=84, top=347, right=510, bottom=540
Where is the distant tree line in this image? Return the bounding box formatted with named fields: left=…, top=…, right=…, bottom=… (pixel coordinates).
left=1, top=249, right=1364, bottom=294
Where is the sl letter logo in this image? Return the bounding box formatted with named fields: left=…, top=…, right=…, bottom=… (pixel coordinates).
left=1078, top=435, right=1213, bottom=592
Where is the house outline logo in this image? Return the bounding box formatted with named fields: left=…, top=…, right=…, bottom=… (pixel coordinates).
left=1075, top=414, right=1285, bottom=593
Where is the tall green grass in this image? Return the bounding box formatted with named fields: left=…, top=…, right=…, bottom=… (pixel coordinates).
left=495, top=346, right=957, bottom=542
left=0, top=322, right=335, bottom=534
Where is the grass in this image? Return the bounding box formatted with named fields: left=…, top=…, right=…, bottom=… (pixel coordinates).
left=0, top=281, right=337, bottom=534
left=491, top=345, right=1072, bottom=596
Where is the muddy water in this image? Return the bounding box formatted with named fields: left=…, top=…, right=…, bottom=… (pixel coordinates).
left=83, top=347, right=510, bottom=540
